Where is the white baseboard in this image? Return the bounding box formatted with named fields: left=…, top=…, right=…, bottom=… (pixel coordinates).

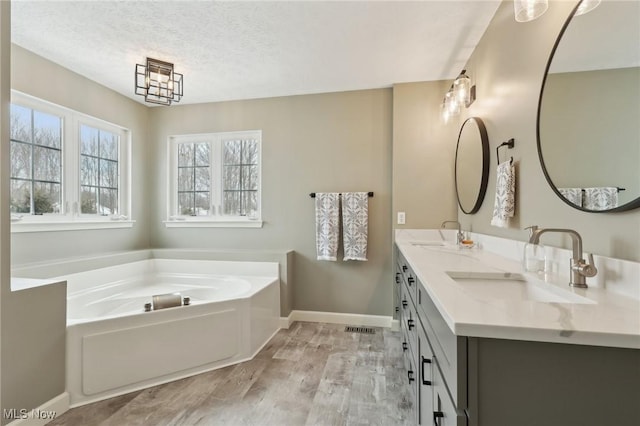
left=280, top=310, right=394, bottom=329
left=390, top=319, right=400, bottom=331
left=6, top=393, right=69, bottom=426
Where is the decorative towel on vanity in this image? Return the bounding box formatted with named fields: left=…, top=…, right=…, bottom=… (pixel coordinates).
left=341, top=192, right=369, bottom=261
left=315, top=193, right=340, bottom=261
left=558, top=188, right=583, bottom=207
left=583, top=187, right=618, bottom=210
left=490, top=160, right=515, bottom=228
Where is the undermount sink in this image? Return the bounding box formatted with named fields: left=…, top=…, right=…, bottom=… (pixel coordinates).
left=445, top=271, right=595, bottom=305
left=411, top=241, right=446, bottom=247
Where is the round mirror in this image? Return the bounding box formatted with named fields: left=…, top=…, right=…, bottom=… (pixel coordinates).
left=455, top=117, right=490, bottom=214
left=537, top=0, right=640, bottom=212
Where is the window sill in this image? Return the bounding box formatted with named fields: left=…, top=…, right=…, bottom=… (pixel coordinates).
left=11, top=219, right=135, bottom=233
left=164, top=218, right=263, bottom=228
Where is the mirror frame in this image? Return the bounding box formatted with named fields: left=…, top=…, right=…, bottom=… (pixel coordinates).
left=455, top=117, right=490, bottom=214
left=536, top=1, right=640, bottom=213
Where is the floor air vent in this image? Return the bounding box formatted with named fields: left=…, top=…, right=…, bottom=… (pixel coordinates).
left=344, top=326, right=376, bottom=334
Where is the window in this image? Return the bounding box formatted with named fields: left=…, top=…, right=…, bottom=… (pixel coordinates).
left=10, top=92, right=132, bottom=232
left=177, top=142, right=211, bottom=216
left=167, top=131, right=262, bottom=228
left=80, top=125, right=119, bottom=215
left=10, top=104, right=63, bottom=215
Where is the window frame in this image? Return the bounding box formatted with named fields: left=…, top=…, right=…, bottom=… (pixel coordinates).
left=10, top=91, right=133, bottom=233
left=166, top=130, right=263, bottom=228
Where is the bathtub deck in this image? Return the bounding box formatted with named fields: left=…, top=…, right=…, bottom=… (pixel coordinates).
left=49, top=322, right=413, bottom=426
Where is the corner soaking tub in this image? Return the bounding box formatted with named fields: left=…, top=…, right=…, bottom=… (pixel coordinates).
left=59, top=258, right=280, bottom=406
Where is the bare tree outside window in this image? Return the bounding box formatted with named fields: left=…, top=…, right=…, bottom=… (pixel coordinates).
left=177, top=142, right=210, bottom=215
left=10, top=104, right=62, bottom=214
left=223, top=138, right=258, bottom=217
left=80, top=125, right=119, bottom=215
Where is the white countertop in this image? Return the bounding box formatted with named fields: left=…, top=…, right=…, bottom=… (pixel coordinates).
left=396, top=230, right=640, bottom=349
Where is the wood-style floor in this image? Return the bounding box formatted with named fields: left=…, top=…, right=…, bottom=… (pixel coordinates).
left=49, top=322, right=414, bottom=426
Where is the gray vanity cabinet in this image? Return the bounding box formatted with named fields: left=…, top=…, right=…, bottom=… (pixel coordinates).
left=395, top=244, right=640, bottom=426
left=397, top=249, right=467, bottom=426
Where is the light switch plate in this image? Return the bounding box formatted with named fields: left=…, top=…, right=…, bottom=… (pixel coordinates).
left=397, top=212, right=406, bottom=225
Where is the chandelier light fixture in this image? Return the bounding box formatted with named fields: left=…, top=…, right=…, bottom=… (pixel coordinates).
left=135, top=57, right=183, bottom=106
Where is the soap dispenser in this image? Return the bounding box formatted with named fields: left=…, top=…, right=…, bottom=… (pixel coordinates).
left=523, top=226, right=546, bottom=274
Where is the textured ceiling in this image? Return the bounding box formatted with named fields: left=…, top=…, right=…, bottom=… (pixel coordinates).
left=11, top=0, right=501, bottom=106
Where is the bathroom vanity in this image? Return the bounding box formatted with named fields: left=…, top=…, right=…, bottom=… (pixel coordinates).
left=395, top=230, right=639, bottom=426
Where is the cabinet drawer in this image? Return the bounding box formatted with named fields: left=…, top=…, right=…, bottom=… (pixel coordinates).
left=394, top=269, right=402, bottom=319
left=398, top=252, right=418, bottom=302
left=417, top=284, right=467, bottom=409
left=433, top=365, right=467, bottom=426
left=401, top=285, right=418, bottom=356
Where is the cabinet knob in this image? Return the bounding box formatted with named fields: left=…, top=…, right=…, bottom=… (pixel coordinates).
left=408, top=277, right=415, bottom=286
left=402, top=342, right=408, bottom=351
left=407, top=370, right=415, bottom=383
left=408, top=319, right=415, bottom=330
left=402, top=300, right=408, bottom=308
left=395, top=273, right=401, bottom=284
left=402, top=265, right=408, bottom=272
left=395, top=307, right=400, bottom=313
left=434, top=411, right=444, bottom=425
left=421, top=356, right=432, bottom=386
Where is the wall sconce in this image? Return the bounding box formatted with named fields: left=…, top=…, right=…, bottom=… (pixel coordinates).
left=514, top=0, right=548, bottom=22
left=135, top=57, right=183, bottom=106
left=441, top=89, right=459, bottom=124
left=574, top=0, right=601, bottom=16
left=441, top=70, right=476, bottom=123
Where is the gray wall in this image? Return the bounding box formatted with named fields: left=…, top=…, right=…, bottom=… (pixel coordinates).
left=10, top=45, right=151, bottom=264
left=392, top=80, right=458, bottom=229
left=452, top=0, right=640, bottom=262
left=148, top=90, right=393, bottom=316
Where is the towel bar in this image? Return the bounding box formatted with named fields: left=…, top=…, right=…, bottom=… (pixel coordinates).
left=309, top=192, right=374, bottom=198
left=496, top=139, right=515, bottom=164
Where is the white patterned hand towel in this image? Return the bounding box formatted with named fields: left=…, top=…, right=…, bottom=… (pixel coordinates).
left=315, top=193, right=340, bottom=261
left=342, top=192, right=369, bottom=261
left=490, top=160, right=515, bottom=228
left=583, top=187, right=618, bottom=210
left=558, top=188, right=583, bottom=207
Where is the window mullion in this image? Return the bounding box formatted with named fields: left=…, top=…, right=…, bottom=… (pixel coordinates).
left=212, top=139, right=219, bottom=217
left=66, top=114, right=77, bottom=216
left=29, top=110, right=35, bottom=214
left=192, top=143, right=197, bottom=215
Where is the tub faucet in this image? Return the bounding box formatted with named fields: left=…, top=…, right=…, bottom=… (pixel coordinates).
left=527, top=227, right=597, bottom=288
left=441, top=220, right=464, bottom=245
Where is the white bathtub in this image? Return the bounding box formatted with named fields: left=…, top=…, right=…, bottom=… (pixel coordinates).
left=59, top=258, right=280, bottom=406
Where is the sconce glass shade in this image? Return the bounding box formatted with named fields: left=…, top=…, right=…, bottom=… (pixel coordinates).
left=135, top=58, right=183, bottom=106
left=441, top=99, right=451, bottom=124
left=574, top=0, right=601, bottom=16
left=514, top=0, right=548, bottom=22
left=442, top=89, right=460, bottom=123
left=453, top=70, right=472, bottom=106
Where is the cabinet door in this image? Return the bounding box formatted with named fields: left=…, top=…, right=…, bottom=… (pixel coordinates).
left=418, top=325, right=434, bottom=425
left=433, top=365, right=467, bottom=426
